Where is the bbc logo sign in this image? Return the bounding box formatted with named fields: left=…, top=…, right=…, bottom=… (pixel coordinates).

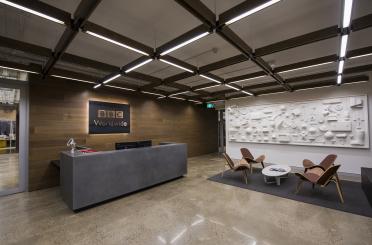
left=97, top=110, right=124, bottom=119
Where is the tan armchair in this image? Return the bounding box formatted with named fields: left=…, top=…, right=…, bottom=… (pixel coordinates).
left=295, top=164, right=344, bottom=203
left=222, top=153, right=250, bottom=184
left=240, top=148, right=265, bottom=174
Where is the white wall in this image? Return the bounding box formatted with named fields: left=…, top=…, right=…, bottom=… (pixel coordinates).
left=225, top=81, right=372, bottom=174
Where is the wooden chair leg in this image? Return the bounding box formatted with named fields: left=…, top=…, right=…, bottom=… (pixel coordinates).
left=261, top=162, right=265, bottom=168
left=242, top=171, right=248, bottom=184
left=295, top=180, right=304, bottom=194
left=335, top=179, right=344, bottom=203
left=250, top=163, right=253, bottom=174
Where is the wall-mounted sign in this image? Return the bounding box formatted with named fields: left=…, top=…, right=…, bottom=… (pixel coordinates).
left=206, top=103, right=215, bottom=109
left=89, top=100, right=130, bottom=134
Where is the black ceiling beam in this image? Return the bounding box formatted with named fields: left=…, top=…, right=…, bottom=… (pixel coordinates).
left=274, top=54, right=338, bottom=73
left=291, top=75, right=369, bottom=91
left=0, top=35, right=52, bottom=57
left=351, top=13, right=372, bottom=31
left=160, top=55, right=198, bottom=73
left=42, top=0, right=102, bottom=76
left=191, top=82, right=219, bottom=90
left=2, top=0, right=71, bottom=24
left=60, top=53, right=119, bottom=72
left=225, top=71, right=266, bottom=84
left=82, top=21, right=154, bottom=56
left=217, top=25, right=291, bottom=91
left=124, top=71, right=162, bottom=85
left=163, top=72, right=193, bottom=85
left=0, top=59, right=42, bottom=74
left=218, top=0, right=268, bottom=27
left=346, top=45, right=372, bottom=59
left=174, top=0, right=216, bottom=28
left=255, top=26, right=339, bottom=57
left=199, top=54, right=248, bottom=73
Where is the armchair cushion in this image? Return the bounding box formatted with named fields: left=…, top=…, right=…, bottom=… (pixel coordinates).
left=255, top=155, right=265, bottom=163
left=303, top=159, right=315, bottom=168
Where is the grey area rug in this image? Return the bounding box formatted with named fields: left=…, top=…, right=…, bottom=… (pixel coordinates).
left=208, top=169, right=372, bottom=218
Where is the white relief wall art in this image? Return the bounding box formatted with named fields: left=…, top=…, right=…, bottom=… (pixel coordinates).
left=227, top=95, right=369, bottom=148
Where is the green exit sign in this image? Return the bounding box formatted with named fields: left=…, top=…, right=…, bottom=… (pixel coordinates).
left=206, top=103, right=215, bottom=109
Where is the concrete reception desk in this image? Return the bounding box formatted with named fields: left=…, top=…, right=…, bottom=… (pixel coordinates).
left=60, top=143, right=187, bottom=211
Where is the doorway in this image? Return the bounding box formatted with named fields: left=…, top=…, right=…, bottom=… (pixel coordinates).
left=0, top=79, right=28, bottom=196
left=218, top=110, right=225, bottom=153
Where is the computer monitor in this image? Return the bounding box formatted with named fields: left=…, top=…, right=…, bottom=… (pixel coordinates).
left=115, top=140, right=152, bottom=150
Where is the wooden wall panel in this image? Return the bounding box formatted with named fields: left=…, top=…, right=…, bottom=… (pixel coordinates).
left=28, top=78, right=218, bottom=191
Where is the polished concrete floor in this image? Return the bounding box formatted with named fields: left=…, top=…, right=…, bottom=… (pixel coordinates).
left=0, top=153, right=19, bottom=191
left=0, top=153, right=371, bottom=245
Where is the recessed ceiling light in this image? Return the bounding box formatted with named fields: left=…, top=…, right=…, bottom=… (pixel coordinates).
left=337, top=74, right=342, bottom=85
left=342, top=0, right=353, bottom=28
left=124, top=59, right=153, bottom=73
left=338, top=60, right=345, bottom=74
left=51, top=75, right=95, bottom=84
left=159, top=59, right=194, bottom=73
left=85, top=31, right=149, bottom=56
left=339, top=35, right=349, bottom=58
left=0, top=65, right=38, bottom=74
left=225, top=0, right=281, bottom=25
left=0, top=0, right=65, bottom=24
left=160, top=32, right=209, bottom=56
left=199, top=74, right=222, bottom=84
left=102, top=74, right=121, bottom=84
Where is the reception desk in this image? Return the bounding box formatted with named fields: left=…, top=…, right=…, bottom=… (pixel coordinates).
left=60, top=143, right=187, bottom=211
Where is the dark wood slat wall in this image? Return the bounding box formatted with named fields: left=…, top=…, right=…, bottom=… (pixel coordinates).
left=28, top=78, right=218, bottom=191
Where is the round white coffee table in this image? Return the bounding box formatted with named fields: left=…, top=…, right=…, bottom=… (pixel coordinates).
left=262, top=165, right=291, bottom=186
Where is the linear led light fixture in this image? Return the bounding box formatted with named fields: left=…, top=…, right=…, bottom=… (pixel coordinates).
left=171, top=96, right=186, bottom=101
left=188, top=99, right=202, bottom=104
left=337, top=74, right=342, bottom=85
left=338, top=60, right=345, bottom=74
left=93, top=83, right=102, bottom=89
left=160, top=32, right=209, bottom=56
left=102, top=74, right=121, bottom=84
left=157, top=96, right=166, bottom=99
left=208, top=99, right=225, bottom=103
left=225, top=0, right=281, bottom=25
left=230, top=75, right=266, bottom=84
left=51, top=75, right=95, bottom=84
left=85, top=31, right=149, bottom=56
left=141, top=91, right=165, bottom=97
left=124, top=59, right=153, bottom=73
left=225, top=84, right=240, bottom=91
left=349, top=53, right=372, bottom=59
left=199, top=74, right=222, bottom=84
left=194, top=84, right=221, bottom=91
left=342, top=0, right=353, bottom=28
left=340, top=35, right=349, bottom=58
left=169, top=91, right=189, bottom=97
left=241, top=90, right=253, bottom=96
left=278, top=62, right=334, bottom=74
left=159, top=59, right=194, bottom=73
left=0, top=65, right=38, bottom=74
left=0, top=0, right=65, bottom=24
left=105, top=85, right=136, bottom=91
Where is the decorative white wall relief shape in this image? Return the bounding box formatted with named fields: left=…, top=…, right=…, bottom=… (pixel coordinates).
left=226, top=95, right=369, bottom=148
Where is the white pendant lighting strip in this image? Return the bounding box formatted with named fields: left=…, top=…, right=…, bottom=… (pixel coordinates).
left=337, top=60, right=345, bottom=74
left=93, top=83, right=102, bottom=89
left=0, top=0, right=65, bottom=24
left=339, top=35, right=349, bottom=58
left=225, top=0, right=281, bottom=25
left=194, top=84, right=221, bottom=91
left=105, top=85, right=136, bottom=91
left=171, top=96, right=186, bottom=101
left=230, top=75, right=266, bottom=83
left=188, top=99, right=202, bottom=104
left=160, top=32, right=209, bottom=56
left=159, top=59, right=194, bottom=73
left=0, top=65, right=38, bottom=74
left=51, top=75, right=95, bottom=84
left=278, top=62, right=334, bottom=74
left=342, top=0, right=353, bottom=28
left=199, top=74, right=222, bottom=84
left=225, top=84, right=240, bottom=91
left=208, top=99, right=225, bottom=103
left=337, top=74, right=342, bottom=85
left=141, top=91, right=165, bottom=97
left=102, top=74, right=121, bottom=84
left=124, top=59, right=153, bottom=73
left=349, top=53, right=372, bottom=59
left=241, top=90, right=253, bottom=96
left=169, top=91, right=189, bottom=97
left=85, top=31, right=149, bottom=56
